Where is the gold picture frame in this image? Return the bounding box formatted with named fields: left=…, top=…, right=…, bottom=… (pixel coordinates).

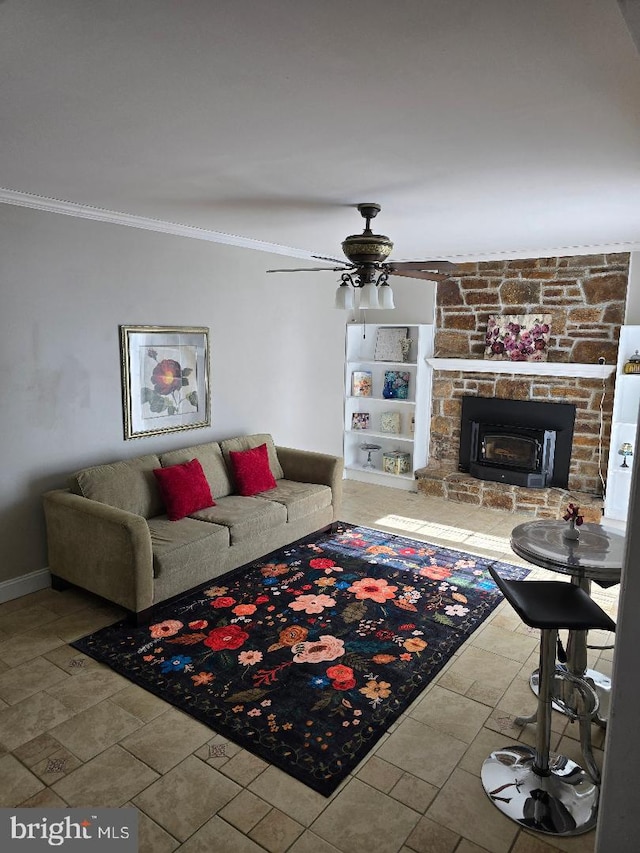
left=120, top=325, right=210, bottom=440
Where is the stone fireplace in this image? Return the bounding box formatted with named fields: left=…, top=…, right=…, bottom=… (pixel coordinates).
left=416, top=253, right=629, bottom=517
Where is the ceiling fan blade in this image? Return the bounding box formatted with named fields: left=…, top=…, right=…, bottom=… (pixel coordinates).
left=386, top=268, right=448, bottom=282
left=311, top=254, right=352, bottom=264
left=266, top=266, right=349, bottom=273
left=388, top=260, right=456, bottom=272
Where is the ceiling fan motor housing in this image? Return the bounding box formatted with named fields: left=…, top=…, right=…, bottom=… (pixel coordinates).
left=341, top=233, right=394, bottom=265
left=341, top=201, right=394, bottom=265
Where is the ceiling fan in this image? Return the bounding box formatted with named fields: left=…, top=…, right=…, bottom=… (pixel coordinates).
left=266, top=202, right=456, bottom=309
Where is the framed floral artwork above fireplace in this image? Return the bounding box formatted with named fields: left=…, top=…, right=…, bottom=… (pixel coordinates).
left=484, top=314, right=552, bottom=362
left=120, top=325, right=210, bottom=440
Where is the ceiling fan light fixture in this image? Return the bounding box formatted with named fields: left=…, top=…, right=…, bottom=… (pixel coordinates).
left=358, top=281, right=381, bottom=310
left=334, top=282, right=354, bottom=310
left=378, top=282, right=395, bottom=309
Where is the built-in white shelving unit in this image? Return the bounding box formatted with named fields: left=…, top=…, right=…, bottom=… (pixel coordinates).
left=343, top=323, right=433, bottom=490
left=604, top=325, right=640, bottom=524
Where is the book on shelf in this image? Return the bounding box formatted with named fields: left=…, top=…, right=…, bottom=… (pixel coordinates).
left=352, top=371, right=372, bottom=397
left=382, top=370, right=410, bottom=399
left=374, top=327, right=408, bottom=362
left=351, top=412, right=370, bottom=430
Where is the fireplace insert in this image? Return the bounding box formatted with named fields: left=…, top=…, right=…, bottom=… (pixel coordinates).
left=469, top=421, right=556, bottom=488
left=459, top=396, right=576, bottom=489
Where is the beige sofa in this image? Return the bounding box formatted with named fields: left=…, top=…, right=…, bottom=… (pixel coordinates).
left=43, top=434, right=343, bottom=619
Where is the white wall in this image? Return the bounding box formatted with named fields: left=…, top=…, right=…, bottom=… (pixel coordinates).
left=1, top=204, right=355, bottom=585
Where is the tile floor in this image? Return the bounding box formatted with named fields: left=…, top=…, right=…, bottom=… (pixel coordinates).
left=0, top=481, right=619, bottom=853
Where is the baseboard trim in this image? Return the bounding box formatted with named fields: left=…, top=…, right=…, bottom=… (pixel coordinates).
left=0, top=568, right=51, bottom=604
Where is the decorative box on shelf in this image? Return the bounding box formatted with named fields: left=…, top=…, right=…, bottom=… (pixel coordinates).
left=382, top=450, right=411, bottom=476
left=380, top=411, right=401, bottom=434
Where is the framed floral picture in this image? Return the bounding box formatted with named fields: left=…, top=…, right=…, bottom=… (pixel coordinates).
left=120, top=325, right=210, bottom=440
left=484, top=314, right=552, bottom=362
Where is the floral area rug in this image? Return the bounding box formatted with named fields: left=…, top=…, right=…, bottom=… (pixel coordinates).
left=72, top=523, right=529, bottom=796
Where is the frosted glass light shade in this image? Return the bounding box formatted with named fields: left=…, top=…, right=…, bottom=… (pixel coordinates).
left=334, top=283, right=354, bottom=309
left=378, top=283, right=395, bottom=309
left=358, top=282, right=380, bottom=309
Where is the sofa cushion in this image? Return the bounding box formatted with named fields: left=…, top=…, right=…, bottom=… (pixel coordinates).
left=153, top=459, right=215, bottom=521
left=69, top=454, right=163, bottom=518
left=148, top=516, right=230, bottom=578
left=220, top=433, right=284, bottom=480
left=191, top=495, right=287, bottom=545
left=228, top=443, right=277, bottom=496
left=159, top=441, right=233, bottom=499
left=253, top=479, right=332, bottom=523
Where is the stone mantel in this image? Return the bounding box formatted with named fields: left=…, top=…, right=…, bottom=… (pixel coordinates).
left=425, top=358, right=615, bottom=379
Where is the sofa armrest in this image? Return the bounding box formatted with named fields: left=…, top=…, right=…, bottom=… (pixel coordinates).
left=43, top=489, right=154, bottom=613
left=275, top=447, right=344, bottom=521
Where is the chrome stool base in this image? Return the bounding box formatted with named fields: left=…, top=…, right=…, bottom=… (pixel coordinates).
left=481, top=745, right=599, bottom=836
left=526, top=667, right=601, bottom=784
left=584, top=668, right=611, bottom=726
left=530, top=666, right=611, bottom=725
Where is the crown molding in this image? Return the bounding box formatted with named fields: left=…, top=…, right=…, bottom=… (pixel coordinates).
left=1, top=186, right=639, bottom=263
left=0, top=187, right=320, bottom=261
left=444, top=240, right=640, bottom=263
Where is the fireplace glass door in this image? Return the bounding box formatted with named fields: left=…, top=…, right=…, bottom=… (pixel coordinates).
left=480, top=433, right=540, bottom=472
left=469, top=420, right=557, bottom=488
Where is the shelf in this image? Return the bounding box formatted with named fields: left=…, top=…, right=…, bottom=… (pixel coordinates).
left=604, top=325, right=640, bottom=526
left=348, top=395, right=415, bottom=405
left=344, top=324, right=433, bottom=491
left=346, top=429, right=414, bottom=442
left=348, top=360, right=418, bottom=368
left=425, top=358, right=615, bottom=378
left=345, top=464, right=414, bottom=481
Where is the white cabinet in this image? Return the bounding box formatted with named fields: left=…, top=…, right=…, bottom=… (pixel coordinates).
left=343, top=323, right=433, bottom=490
left=604, top=325, right=640, bottom=524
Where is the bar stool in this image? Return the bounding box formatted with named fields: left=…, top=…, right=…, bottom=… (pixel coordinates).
left=481, top=566, right=616, bottom=837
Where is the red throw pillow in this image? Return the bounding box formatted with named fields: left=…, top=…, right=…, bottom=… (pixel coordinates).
left=229, top=443, right=277, bottom=496
left=153, top=458, right=215, bottom=521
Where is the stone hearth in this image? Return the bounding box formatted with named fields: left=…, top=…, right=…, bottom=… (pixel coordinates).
left=420, top=252, right=629, bottom=515
left=415, top=469, right=603, bottom=521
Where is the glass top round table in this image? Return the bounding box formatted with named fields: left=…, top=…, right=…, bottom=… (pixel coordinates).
left=510, top=520, right=625, bottom=585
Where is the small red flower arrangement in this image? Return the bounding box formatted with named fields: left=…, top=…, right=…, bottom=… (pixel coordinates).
left=562, top=503, right=583, bottom=526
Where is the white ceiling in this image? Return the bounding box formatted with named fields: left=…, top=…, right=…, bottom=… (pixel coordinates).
left=2, top=0, right=640, bottom=263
